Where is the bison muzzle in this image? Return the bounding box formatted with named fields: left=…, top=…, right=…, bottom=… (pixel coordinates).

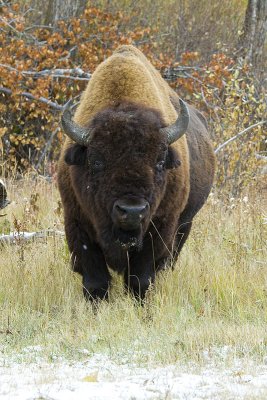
left=58, top=45, right=215, bottom=301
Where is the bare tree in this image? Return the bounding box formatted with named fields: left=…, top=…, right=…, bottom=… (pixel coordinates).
left=25, top=0, right=87, bottom=26
left=237, top=0, right=267, bottom=68
left=44, top=0, right=87, bottom=25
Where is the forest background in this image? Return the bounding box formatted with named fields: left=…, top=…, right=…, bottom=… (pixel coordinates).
left=0, top=4, right=267, bottom=396
left=0, top=0, right=266, bottom=196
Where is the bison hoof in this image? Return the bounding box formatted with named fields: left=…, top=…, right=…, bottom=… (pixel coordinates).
left=125, top=282, right=150, bottom=301
left=125, top=274, right=152, bottom=300
left=83, top=285, right=109, bottom=302
left=130, top=286, right=148, bottom=301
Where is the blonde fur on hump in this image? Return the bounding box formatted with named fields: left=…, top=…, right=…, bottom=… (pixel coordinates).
left=74, top=45, right=178, bottom=126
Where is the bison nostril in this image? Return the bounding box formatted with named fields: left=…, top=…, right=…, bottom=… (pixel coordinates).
left=115, top=204, right=128, bottom=219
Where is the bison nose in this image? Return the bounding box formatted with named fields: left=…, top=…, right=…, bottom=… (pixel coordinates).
left=112, top=200, right=149, bottom=230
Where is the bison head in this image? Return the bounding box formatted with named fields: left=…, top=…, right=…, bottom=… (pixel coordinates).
left=62, top=101, right=189, bottom=251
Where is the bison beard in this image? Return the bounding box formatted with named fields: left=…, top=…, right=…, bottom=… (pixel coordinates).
left=57, top=45, right=215, bottom=302
left=113, top=227, right=143, bottom=250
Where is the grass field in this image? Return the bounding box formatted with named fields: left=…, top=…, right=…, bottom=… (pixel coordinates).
left=0, top=177, right=266, bottom=370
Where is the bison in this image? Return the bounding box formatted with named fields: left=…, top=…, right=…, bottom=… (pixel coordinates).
left=0, top=179, right=9, bottom=210
left=58, top=45, right=215, bottom=300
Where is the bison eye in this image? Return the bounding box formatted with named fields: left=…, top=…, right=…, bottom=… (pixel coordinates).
left=156, top=160, right=165, bottom=172
left=92, top=160, right=105, bottom=171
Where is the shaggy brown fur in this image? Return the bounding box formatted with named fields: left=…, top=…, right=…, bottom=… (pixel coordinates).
left=57, top=45, right=215, bottom=300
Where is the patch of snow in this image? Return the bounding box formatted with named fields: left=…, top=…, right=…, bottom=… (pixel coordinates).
left=1, top=353, right=267, bottom=399
left=22, top=345, right=43, bottom=354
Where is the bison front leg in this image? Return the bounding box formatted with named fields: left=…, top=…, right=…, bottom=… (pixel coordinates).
left=175, top=220, right=192, bottom=256
left=65, top=218, right=111, bottom=301
left=124, top=256, right=155, bottom=300
left=81, top=243, right=111, bottom=301
left=124, top=236, right=170, bottom=299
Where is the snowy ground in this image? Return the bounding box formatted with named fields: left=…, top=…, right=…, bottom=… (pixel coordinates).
left=1, top=349, right=267, bottom=399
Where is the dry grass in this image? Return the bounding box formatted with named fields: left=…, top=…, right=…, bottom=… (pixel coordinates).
left=0, top=177, right=266, bottom=367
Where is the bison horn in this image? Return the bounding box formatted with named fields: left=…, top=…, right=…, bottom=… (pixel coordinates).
left=61, top=104, right=93, bottom=146
left=160, top=99, right=189, bottom=144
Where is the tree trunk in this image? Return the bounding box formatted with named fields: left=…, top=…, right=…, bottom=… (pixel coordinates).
left=44, top=0, right=87, bottom=25
left=237, top=0, right=267, bottom=68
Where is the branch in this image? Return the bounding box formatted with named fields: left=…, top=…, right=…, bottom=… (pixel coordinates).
left=24, top=25, right=55, bottom=31
left=0, top=86, right=65, bottom=110
left=0, top=15, right=38, bottom=43
left=0, top=229, right=65, bottom=245
left=24, top=67, right=91, bottom=80
left=0, top=16, right=22, bottom=35
left=215, top=120, right=266, bottom=154
left=34, top=127, right=60, bottom=170
left=256, top=153, right=267, bottom=161
left=0, top=64, right=91, bottom=81
left=33, top=74, right=90, bottom=81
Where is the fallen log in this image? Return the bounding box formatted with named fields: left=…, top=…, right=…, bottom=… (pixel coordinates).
left=0, top=229, right=65, bottom=245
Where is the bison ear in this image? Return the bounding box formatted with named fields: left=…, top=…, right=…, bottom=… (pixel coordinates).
left=64, top=144, right=87, bottom=166
left=166, top=146, right=181, bottom=169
